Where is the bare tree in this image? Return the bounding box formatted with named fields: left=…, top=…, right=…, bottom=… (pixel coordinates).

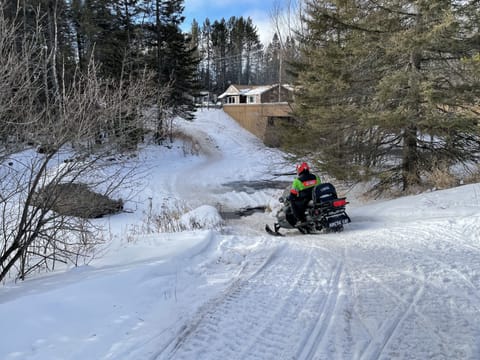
left=269, top=0, right=304, bottom=88
left=0, top=11, right=43, bottom=154
left=0, top=10, right=163, bottom=282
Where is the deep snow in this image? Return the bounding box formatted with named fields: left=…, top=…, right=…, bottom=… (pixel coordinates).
left=1, top=109, right=480, bottom=360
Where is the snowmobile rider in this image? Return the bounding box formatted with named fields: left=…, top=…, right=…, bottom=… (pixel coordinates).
left=288, top=162, right=321, bottom=226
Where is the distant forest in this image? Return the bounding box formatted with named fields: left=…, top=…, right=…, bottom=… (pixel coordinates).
left=190, top=16, right=297, bottom=94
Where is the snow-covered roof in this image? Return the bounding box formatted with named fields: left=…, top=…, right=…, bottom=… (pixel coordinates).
left=218, top=84, right=292, bottom=99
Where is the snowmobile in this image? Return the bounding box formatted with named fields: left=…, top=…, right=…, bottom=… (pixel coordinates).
left=265, top=182, right=351, bottom=236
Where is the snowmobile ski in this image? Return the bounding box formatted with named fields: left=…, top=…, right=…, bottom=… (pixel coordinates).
left=265, top=224, right=285, bottom=236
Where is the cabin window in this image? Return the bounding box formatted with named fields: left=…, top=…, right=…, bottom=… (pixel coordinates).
left=248, top=96, right=255, bottom=103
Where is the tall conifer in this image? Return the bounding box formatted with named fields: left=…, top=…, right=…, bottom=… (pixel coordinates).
left=293, top=0, right=480, bottom=192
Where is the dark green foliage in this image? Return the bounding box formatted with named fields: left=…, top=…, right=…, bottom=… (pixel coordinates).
left=186, top=15, right=302, bottom=94
left=264, top=33, right=281, bottom=84
left=292, top=0, right=480, bottom=192
left=142, top=0, right=200, bottom=123
left=71, top=0, right=124, bottom=76
left=193, top=16, right=264, bottom=93
left=211, top=18, right=229, bottom=91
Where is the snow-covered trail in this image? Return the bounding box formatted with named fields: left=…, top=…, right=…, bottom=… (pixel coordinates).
left=168, top=109, right=290, bottom=211
left=148, top=208, right=480, bottom=360
left=159, top=241, right=338, bottom=360
left=144, top=110, right=480, bottom=360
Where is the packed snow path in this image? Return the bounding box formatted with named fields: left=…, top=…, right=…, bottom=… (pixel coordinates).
left=152, top=111, right=480, bottom=359
left=151, top=213, right=480, bottom=360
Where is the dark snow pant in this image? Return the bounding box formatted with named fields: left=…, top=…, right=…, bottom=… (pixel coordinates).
left=290, top=198, right=307, bottom=223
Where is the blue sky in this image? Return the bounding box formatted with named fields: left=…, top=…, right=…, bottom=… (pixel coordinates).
left=183, top=0, right=277, bottom=45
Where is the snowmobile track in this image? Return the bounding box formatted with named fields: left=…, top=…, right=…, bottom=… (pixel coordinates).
left=154, top=211, right=480, bottom=360
left=296, top=258, right=344, bottom=360
left=156, top=244, right=342, bottom=360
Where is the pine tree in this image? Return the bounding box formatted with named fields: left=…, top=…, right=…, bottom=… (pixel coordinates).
left=211, top=19, right=228, bottom=91
left=292, top=0, right=480, bottom=192
left=264, top=33, right=281, bottom=84
left=243, top=17, right=263, bottom=85
left=111, top=0, right=146, bottom=77
left=228, top=16, right=245, bottom=84
left=143, top=0, right=199, bottom=130
left=70, top=0, right=128, bottom=78
left=283, top=36, right=298, bottom=84
left=200, top=18, right=212, bottom=95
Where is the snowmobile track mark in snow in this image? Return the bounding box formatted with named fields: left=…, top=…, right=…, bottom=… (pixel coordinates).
left=358, top=271, right=449, bottom=360
left=157, top=245, right=285, bottom=359
left=296, top=258, right=344, bottom=360
left=159, top=245, right=340, bottom=360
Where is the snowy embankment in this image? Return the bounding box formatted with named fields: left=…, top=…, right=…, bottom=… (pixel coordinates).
left=1, top=109, right=480, bottom=360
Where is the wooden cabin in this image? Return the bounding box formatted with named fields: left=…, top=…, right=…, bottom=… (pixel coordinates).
left=218, top=84, right=295, bottom=146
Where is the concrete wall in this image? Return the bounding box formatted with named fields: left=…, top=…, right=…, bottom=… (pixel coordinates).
left=222, top=103, right=293, bottom=140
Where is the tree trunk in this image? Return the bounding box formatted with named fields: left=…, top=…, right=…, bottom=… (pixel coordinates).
left=402, top=9, right=423, bottom=191
left=402, top=124, right=419, bottom=191
left=48, top=0, right=60, bottom=100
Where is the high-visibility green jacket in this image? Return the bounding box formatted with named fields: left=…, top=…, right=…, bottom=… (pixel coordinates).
left=290, top=172, right=321, bottom=199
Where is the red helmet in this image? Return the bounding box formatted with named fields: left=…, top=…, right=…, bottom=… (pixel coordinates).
left=296, top=162, right=309, bottom=175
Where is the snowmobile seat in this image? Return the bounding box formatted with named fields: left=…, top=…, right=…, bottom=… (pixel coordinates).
left=313, top=183, right=338, bottom=204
